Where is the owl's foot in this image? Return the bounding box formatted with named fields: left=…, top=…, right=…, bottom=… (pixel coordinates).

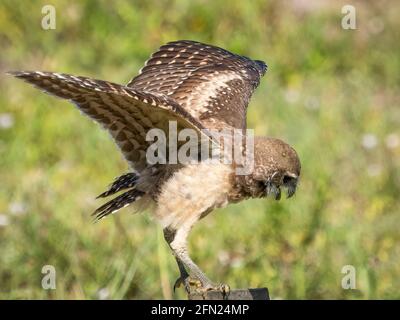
left=197, top=282, right=231, bottom=299
left=173, top=275, right=203, bottom=293
left=174, top=276, right=230, bottom=299
left=177, top=278, right=230, bottom=299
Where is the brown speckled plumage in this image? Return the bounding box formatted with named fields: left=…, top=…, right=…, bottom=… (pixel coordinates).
left=9, top=40, right=300, bottom=294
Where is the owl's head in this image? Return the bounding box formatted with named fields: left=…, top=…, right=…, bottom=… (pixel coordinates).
left=240, top=137, right=301, bottom=200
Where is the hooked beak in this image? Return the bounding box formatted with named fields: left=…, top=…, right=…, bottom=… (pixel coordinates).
left=283, top=173, right=298, bottom=199
left=265, top=172, right=298, bottom=200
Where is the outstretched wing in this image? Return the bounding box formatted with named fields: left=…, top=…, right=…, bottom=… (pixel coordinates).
left=127, top=40, right=267, bottom=131
left=9, top=71, right=207, bottom=172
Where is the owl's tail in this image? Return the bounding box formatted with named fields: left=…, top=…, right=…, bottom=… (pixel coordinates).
left=93, top=173, right=144, bottom=221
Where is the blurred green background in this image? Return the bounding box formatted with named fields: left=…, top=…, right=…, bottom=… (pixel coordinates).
left=0, top=0, right=399, bottom=299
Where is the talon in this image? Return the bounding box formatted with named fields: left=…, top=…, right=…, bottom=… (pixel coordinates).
left=173, top=277, right=184, bottom=292
left=173, top=276, right=202, bottom=294
left=219, top=283, right=230, bottom=299
left=210, top=283, right=230, bottom=297
left=196, top=282, right=231, bottom=299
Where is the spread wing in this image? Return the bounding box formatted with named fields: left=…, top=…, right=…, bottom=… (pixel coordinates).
left=9, top=71, right=207, bottom=172
left=127, top=40, right=267, bottom=131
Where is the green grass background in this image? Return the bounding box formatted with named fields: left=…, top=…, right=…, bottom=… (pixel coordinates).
left=0, top=0, right=399, bottom=299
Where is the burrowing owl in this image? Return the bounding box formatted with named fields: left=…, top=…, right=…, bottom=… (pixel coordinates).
left=9, top=40, right=300, bottom=297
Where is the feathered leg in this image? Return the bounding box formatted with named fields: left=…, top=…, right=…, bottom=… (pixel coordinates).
left=163, top=226, right=229, bottom=296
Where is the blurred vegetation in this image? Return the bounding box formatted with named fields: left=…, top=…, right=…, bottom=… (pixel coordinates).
left=0, top=0, right=399, bottom=299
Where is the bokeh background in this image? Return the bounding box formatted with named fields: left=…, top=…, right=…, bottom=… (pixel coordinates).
left=0, top=0, right=399, bottom=299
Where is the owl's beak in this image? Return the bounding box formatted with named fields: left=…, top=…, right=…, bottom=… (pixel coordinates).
left=264, top=172, right=298, bottom=200
left=283, top=173, right=298, bottom=198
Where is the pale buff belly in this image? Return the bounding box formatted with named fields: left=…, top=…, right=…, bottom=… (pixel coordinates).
left=154, top=162, right=233, bottom=229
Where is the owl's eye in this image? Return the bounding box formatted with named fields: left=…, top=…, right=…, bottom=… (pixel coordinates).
left=258, top=180, right=267, bottom=189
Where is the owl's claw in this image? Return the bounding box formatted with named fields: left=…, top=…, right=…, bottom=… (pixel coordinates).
left=201, top=282, right=231, bottom=299
left=173, top=276, right=202, bottom=293
left=174, top=275, right=230, bottom=299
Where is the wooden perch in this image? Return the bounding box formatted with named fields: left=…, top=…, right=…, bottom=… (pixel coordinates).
left=188, top=287, right=270, bottom=300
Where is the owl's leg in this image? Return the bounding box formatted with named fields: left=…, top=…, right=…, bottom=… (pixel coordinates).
left=164, top=228, right=199, bottom=293
left=163, top=226, right=230, bottom=296
left=172, top=257, right=192, bottom=292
